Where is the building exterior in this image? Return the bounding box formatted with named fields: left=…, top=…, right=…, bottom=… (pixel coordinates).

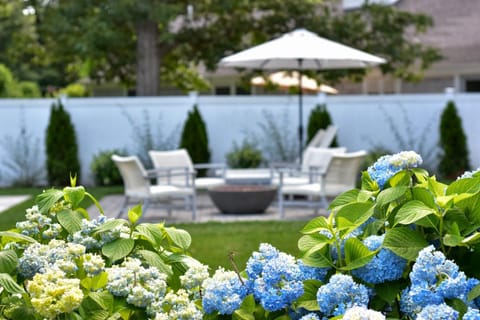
left=208, top=0, right=480, bottom=95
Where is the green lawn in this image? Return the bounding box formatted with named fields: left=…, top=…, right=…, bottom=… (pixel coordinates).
left=0, top=187, right=308, bottom=271
left=173, top=220, right=307, bottom=270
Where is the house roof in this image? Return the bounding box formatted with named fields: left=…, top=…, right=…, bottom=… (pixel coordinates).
left=396, top=0, right=480, bottom=66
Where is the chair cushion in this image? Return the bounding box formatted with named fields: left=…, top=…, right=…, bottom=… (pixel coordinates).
left=150, top=185, right=194, bottom=198
left=195, top=177, right=225, bottom=189
left=272, top=176, right=310, bottom=186
left=281, top=183, right=321, bottom=196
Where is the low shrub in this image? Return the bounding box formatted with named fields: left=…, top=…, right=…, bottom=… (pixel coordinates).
left=90, top=149, right=126, bottom=186
left=226, top=138, right=263, bottom=168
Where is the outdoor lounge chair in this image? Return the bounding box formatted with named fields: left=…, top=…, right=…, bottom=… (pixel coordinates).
left=277, top=150, right=367, bottom=218
left=111, top=154, right=197, bottom=220
left=148, top=149, right=226, bottom=190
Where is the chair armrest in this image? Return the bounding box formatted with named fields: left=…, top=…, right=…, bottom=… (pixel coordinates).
left=269, top=162, right=300, bottom=170
left=145, top=167, right=196, bottom=179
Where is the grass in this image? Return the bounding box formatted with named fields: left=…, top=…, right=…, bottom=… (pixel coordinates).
left=0, top=186, right=123, bottom=231
left=173, top=220, right=308, bottom=270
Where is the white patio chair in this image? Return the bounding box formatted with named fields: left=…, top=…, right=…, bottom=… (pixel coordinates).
left=148, top=149, right=226, bottom=190
left=271, top=146, right=347, bottom=186
left=277, top=150, right=367, bottom=218
left=111, top=154, right=197, bottom=220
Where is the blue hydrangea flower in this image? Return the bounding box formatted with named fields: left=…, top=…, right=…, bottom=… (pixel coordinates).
left=400, top=246, right=472, bottom=318
left=367, top=151, right=422, bottom=189
left=416, top=303, right=458, bottom=320
left=352, top=235, right=407, bottom=284
left=464, top=308, right=480, bottom=320
left=202, top=267, right=248, bottom=315
left=316, top=274, right=369, bottom=317
left=297, top=260, right=329, bottom=282
left=247, top=244, right=304, bottom=311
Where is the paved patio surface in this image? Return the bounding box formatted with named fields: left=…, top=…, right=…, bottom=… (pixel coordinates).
left=88, top=191, right=328, bottom=223
left=0, top=195, right=31, bottom=211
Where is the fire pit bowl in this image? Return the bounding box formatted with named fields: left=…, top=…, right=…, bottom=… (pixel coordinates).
left=208, top=185, right=277, bottom=214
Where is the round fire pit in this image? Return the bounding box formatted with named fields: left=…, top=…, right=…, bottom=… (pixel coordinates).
left=208, top=185, right=277, bottom=214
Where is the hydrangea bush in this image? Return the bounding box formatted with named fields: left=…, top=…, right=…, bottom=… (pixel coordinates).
left=1, top=152, right=480, bottom=319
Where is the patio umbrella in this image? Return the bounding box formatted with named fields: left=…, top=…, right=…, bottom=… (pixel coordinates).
left=219, top=28, right=386, bottom=161
left=251, top=71, right=338, bottom=94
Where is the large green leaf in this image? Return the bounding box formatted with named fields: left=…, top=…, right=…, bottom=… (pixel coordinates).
left=376, top=186, right=408, bottom=208
left=135, top=224, right=165, bottom=247
left=394, top=200, right=437, bottom=226
left=36, top=188, right=63, bottom=214
left=0, top=250, right=18, bottom=274
left=0, top=231, right=36, bottom=244
left=81, top=272, right=108, bottom=291
left=329, top=189, right=361, bottom=210
left=57, top=209, right=84, bottom=234
left=92, top=219, right=127, bottom=235
left=375, top=280, right=408, bottom=305
left=383, top=227, right=428, bottom=261
left=335, top=202, right=374, bottom=231
left=0, top=273, right=25, bottom=294
left=63, top=186, right=86, bottom=209
left=137, top=250, right=172, bottom=276
left=301, top=247, right=334, bottom=268
left=341, top=237, right=375, bottom=271
left=87, top=291, right=114, bottom=312
left=7, top=306, right=36, bottom=320
left=233, top=294, right=255, bottom=320
left=447, top=177, right=480, bottom=195
left=296, top=280, right=322, bottom=311
left=412, top=187, right=437, bottom=209
left=102, top=238, right=134, bottom=262
left=164, top=227, right=191, bottom=251
left=298, top=233, right=332, bottom=253
left=301, top=216, right=329, bottom=234
left=389, top=170, right=410, bottom=187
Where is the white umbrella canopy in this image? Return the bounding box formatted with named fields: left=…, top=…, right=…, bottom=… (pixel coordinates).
left=251, top=71, right=338, bottom=94
left=219, top=28, right=386, bottom=160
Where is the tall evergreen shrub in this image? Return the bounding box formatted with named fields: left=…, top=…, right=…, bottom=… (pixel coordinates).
left=438, top=100, right=470, bottom=179
left=307, top=103, right=337, bottom=146
left=179, top=105, right=210, bottom=176
left=45, top=100, right=81, bottom=186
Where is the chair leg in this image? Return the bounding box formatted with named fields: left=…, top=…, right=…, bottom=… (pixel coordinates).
left=118, top=196, right=129, bottom=218
left=277, top=188, right=285, bottom=219
left=191, top=193, right=197, bottom=221
left=143, top=199, right=150, bottom=217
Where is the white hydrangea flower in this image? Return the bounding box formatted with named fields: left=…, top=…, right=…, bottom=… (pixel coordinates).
left=343, top=306, right=386, bottom=320
left=180, top=263, right=209, bottom=296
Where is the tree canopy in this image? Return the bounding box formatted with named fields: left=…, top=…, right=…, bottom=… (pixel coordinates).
left=0, top=0, right=442, bottom=95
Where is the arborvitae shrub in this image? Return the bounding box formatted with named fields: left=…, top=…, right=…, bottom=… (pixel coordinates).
left=307, top=103, right=337, bottom=146
left=45, top=100, right=81, bottom=186
left=438, top=100, right=470, bottom=179
left=179, top=105, right=211, bottom=176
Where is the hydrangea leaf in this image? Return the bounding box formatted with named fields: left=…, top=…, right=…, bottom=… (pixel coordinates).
left=136, top=249, right=172, bottom=276
left=341, top=237, right=376, bottom=271
left=0, top=273, right=24, bottom=294
left=0, top=250, right=18, bottom=274
left=127, top=204, right=142, bottom=225
left=329, top=189, right=361, bottom=210
left=301, top=216, right=329, bottom=234
left=298, top=234, right=332, bottom=253
left=135, top=224, right=165, bottom=247
left=468, top=283, right=480, bottom=301
left=63, top=186, right=86, bottom=209
left=376, top=186, right=408, bottom=208
left=36, top=188, right=64, bottom=214
left=233, top=294, right=255, bottom=320
left=412, top=187, right=437, bottom=209
left=447, top=177, right=480, bottom=195
left=411, top=168, right=429, bottom=183
left=85, top=291, right=114, bottom=312
left=7, top=306, right=36, bottom=320
left=101, top=238, right=134, bottom=262
left=383, top=227, right=428, bottom=261
left=0, top=231, right=36, bottom=244
left=163, top=227, right=192, bottom=251
left=389, top=170, right=410, bottom=187
left=361, top=171, right=378, bottom=191
left=92, top=219, right=127, bottom=236
left=445, top=298, right=468, bottom=318
left=375, top=280, right=408, bottom=305
left=296, top=280, right=322, bottom=311
left=335, top=202, right=374, bottom=231
left=56, top=209, right=84, bottom=234
left=80, top=272, right=108, bottom=291
left=393, top=200, right=437, bottom=226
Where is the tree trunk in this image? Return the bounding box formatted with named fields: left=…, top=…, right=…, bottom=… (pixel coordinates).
left=136, top=20, right=159, bottom=96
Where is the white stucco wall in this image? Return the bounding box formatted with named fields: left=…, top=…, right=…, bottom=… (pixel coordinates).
left=0, top=93, right=478, bottom=186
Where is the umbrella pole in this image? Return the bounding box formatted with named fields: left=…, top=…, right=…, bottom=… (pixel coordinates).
left=298, top=59, right=304, bottom=163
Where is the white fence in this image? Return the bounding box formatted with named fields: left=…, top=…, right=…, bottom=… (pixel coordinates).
left=0, top=93, right=479, bottom=186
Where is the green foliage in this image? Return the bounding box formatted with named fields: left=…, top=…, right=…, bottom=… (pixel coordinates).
left=90, top=149, right=126, bottom=186
left=439, top=100, right=470, bottom=179
left=45, top=100, right=81, bottom=186
left=0, top=64, right=41, bottom=98
left=226, top=139, right=263, bottom=169
left=27, top=0, right=440, bottom=94
left=179, top=105, right=211, bottom=176
left=17, top=81, right=41, bottom=98
left=0, top=64, right=16, bottom=97
left=306, top=103, right=337, bottom=146
left=58, top=83, right=91, bottom=97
